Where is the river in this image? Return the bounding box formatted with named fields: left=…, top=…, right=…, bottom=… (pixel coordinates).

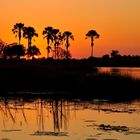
left=0, top=97, right=140, bottom=140
left=98, top=67, right=140, bottom=79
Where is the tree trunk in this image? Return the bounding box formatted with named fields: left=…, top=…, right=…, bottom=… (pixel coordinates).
left=66, top=37, right=69, bottom=59
left=19, top=30, right=21, bottom=45
left=19, top=37, right=21, bottom=45
left=54, top=44, right=57, bottom=59
left=66, top=47, right=69, bottom=59
left=91, top=46, right=93, bottom=57
left=47, top=48, right=49, bottom=58
left=91, top=37, right=94, bottom=57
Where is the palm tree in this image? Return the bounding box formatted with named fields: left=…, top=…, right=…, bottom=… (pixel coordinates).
left=23, top=27, right=38, bottom=51
left=12, top=23, right=24, bottom=45
left=63, top=31, right=74, bottom=59
left=86, top=30, right=100, bottom=57
left=42, top=26, right=54, bottom=58
left=52, top=29, right=60, bottom=59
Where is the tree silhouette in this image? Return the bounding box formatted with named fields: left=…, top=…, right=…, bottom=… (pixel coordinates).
left=52, top=47, right=71, bottom=59
left=3, top=43, right=25, bottom=59
left=12, top=23, right=24, bottom=45
left=111, top=50, right=120, bottom=58
left=27, top=45, right=41, bottom=59
left=0, top=39, right=5, bottom=58
left=86, top=30, right=100, bottom=57
left=62, top=31, right=74, bottom=59
left=52, top=29, right=60, bottom=59
left=42, top=26, right=54, bottom=58
left=23, top=26, right=38, bottom=51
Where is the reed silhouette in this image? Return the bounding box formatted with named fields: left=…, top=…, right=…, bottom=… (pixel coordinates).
left=12, top=23, right=24, bottom=45
left=0, top=98, right=71, bottom=136
left=86, top=30, right=100, bottom=57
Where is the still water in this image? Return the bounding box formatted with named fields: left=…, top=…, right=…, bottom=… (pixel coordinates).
left=98, top=67, right=140, bottom=79
left=0, top=97, right=140, bottom=140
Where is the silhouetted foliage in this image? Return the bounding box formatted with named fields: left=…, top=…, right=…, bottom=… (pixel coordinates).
left=86, top=30, right=100, bottom=57
left=23, top=26, right=38, bottom=50
left=111, top=50, right=121, bottom=58
left=0, top=39, right=5, bottom=58
left=12, top=23, right=24, bottom=45
left=52, top=47, right=72, bottom=59
left=52, top=29, right=59, bottom=58
left=52, top=29, right=63, bottom=59
left=3, top=43, right=25, bottom=59
left=27, top=45, right=41, bottom=59
left=63, top=31, right=74, bottom=59
left=42, top=26, right=54, bottom=58
left=102, top=54, right=110, bottom=59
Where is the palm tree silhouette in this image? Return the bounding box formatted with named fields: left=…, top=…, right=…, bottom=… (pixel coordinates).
left=42, top=26, right=54, bottom=58
left=52, top=29, right=60, bottom=59
left=86, top=30, right=100, bottom=57
left=63, top=31, right=74, bottom=59
left=23, top=27, right=38, bottom=51
left=53, top=31, right=64, bottom=59
left=12, top=23, right=24, bottom=45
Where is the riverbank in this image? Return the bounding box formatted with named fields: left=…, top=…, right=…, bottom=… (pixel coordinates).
left=0, top=59, right=139, bottom=100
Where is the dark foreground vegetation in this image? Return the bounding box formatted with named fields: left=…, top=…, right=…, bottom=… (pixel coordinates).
left=0, top=59, right=139, bottom=100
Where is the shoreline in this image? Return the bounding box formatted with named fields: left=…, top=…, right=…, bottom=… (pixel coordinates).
left=0, top=59, right=139, bottom=100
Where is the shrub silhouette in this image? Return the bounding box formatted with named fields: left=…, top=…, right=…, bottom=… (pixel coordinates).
left=3, top=43, right=25, bottom=59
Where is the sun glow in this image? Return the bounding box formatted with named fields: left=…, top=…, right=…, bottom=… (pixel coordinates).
left=0, top=0, right=140, bottom=58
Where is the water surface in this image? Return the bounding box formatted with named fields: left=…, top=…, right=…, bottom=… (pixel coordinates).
left=0, top=98, right=140, bottom=140
left=98, top=67, right=140, bottom=79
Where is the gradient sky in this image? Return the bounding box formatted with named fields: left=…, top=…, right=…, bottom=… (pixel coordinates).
left=0, top=0, right=140, bottom=58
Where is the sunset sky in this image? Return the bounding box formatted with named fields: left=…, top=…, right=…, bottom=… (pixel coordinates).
left=0, top=0, right=140, bottom=58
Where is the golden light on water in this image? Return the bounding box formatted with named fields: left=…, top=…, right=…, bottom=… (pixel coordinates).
left=1, top=98, right=140, bottom=140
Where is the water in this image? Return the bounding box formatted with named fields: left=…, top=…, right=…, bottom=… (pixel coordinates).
left=98, top=67, right=140, bottom=79
left=1, top=97, right=140, bottom=140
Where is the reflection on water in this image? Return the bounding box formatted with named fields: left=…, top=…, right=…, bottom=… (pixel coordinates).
left=98, top=67, right=140, bottom=79
left=0, top=97, right=140, bottom=140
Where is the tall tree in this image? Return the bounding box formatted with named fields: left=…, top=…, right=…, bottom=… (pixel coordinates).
left=86, top=30, right=100, bottom=57
left=63, top=31, right=74, bottom=59
left=23, top=26, right=38, bottom=51
left=12, top=23, right=24, bottom=45
left=42, top=26, right=54, bottom=58
left=52, top=29, right=60, bottom=59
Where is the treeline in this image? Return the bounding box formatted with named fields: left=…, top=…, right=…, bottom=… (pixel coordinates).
left=0, top=40, right=71, bottom=59
left=0, top=22, right=100, bottom=59
left=84, top=50, right=140, bottom=67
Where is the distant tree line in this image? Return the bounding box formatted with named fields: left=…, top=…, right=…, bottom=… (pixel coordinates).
left=0, top=22, right=100, bottom=60
left=86, top=50, right=140, bottom=67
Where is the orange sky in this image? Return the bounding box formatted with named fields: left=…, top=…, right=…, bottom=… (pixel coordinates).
left=0, top=0, right=140, bottom=58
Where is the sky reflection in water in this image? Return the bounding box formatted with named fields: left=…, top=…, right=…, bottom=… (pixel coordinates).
left=0, top=98, right=140, bottom=140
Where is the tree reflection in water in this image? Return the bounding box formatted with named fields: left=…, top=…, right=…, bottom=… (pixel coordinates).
left=0, top=98, right=70, bottom=135
left=0, top=97, right=140, bottom=139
